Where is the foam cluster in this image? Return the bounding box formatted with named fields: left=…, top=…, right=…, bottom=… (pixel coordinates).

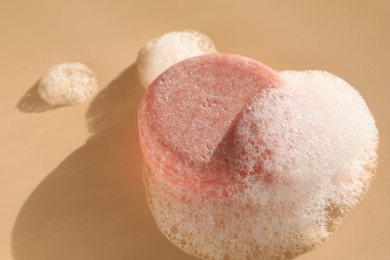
left=137, top=30, right=217, bottom=88
left=138, top=54, right=378, bottom=259
left=38, top=62, right=99, bottom=106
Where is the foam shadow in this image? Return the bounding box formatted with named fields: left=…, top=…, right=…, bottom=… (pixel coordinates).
left=16, top=81, right=64, bottom=113
left=12, top=64, right=194, bottom=260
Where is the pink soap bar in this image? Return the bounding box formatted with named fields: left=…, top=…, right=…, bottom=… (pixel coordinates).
left=138, top=53, right=282, bottom=189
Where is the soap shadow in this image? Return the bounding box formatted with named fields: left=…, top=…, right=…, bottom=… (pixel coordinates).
left=16, top=81, right=63, bottom=113
left=12, top=64, right=194, bottom=260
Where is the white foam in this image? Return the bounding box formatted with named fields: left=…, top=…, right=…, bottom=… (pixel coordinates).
left=38, top=62, right=99, bottom=106
left=137, top=30, right=217, bottom=88
left=143, top=70, right=378, bottom=259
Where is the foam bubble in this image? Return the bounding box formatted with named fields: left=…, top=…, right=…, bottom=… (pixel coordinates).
left=137, top=30, right=217, bottom=88
left=38, top=62, right=99, bottom=106
left=142, top=70, right=378, bottom=259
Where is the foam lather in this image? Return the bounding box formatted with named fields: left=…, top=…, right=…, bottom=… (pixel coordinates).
left=137, top=30, right=217, bottom=89
left=138, top=53, right=379, bottom=260
left=38, top=62, right=99, bottom=106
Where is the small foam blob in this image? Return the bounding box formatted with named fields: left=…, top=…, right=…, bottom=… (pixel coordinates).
left=139, top=55, right=378, bottom=259
left=137, top=30, right=217, bottom=88
left=38, top=62, right=99, bottom=106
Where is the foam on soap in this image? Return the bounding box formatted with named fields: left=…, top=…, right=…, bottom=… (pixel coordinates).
left=142, top=68, right=378, bottom=259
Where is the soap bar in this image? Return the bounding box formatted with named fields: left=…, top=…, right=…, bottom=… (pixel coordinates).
left=138, top=53, right=281, bottom=188
left=138, top=53, right=378, bottom=260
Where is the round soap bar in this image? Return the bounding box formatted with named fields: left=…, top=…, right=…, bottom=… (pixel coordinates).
left=138, top=54, right=378, bottom=259
left=138, top=53, right=281, bottom=189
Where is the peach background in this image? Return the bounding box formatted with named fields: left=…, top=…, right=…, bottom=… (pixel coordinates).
left=1, top=0, right=389, bottom=259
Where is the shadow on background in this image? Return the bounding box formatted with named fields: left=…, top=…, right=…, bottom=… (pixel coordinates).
left=16, top=81, right=63, bottom=113
left=12, top=64, right=194, bottom=260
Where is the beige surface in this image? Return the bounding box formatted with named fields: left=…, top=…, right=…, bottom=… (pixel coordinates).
left=0, top=0, right=389, bottom=259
